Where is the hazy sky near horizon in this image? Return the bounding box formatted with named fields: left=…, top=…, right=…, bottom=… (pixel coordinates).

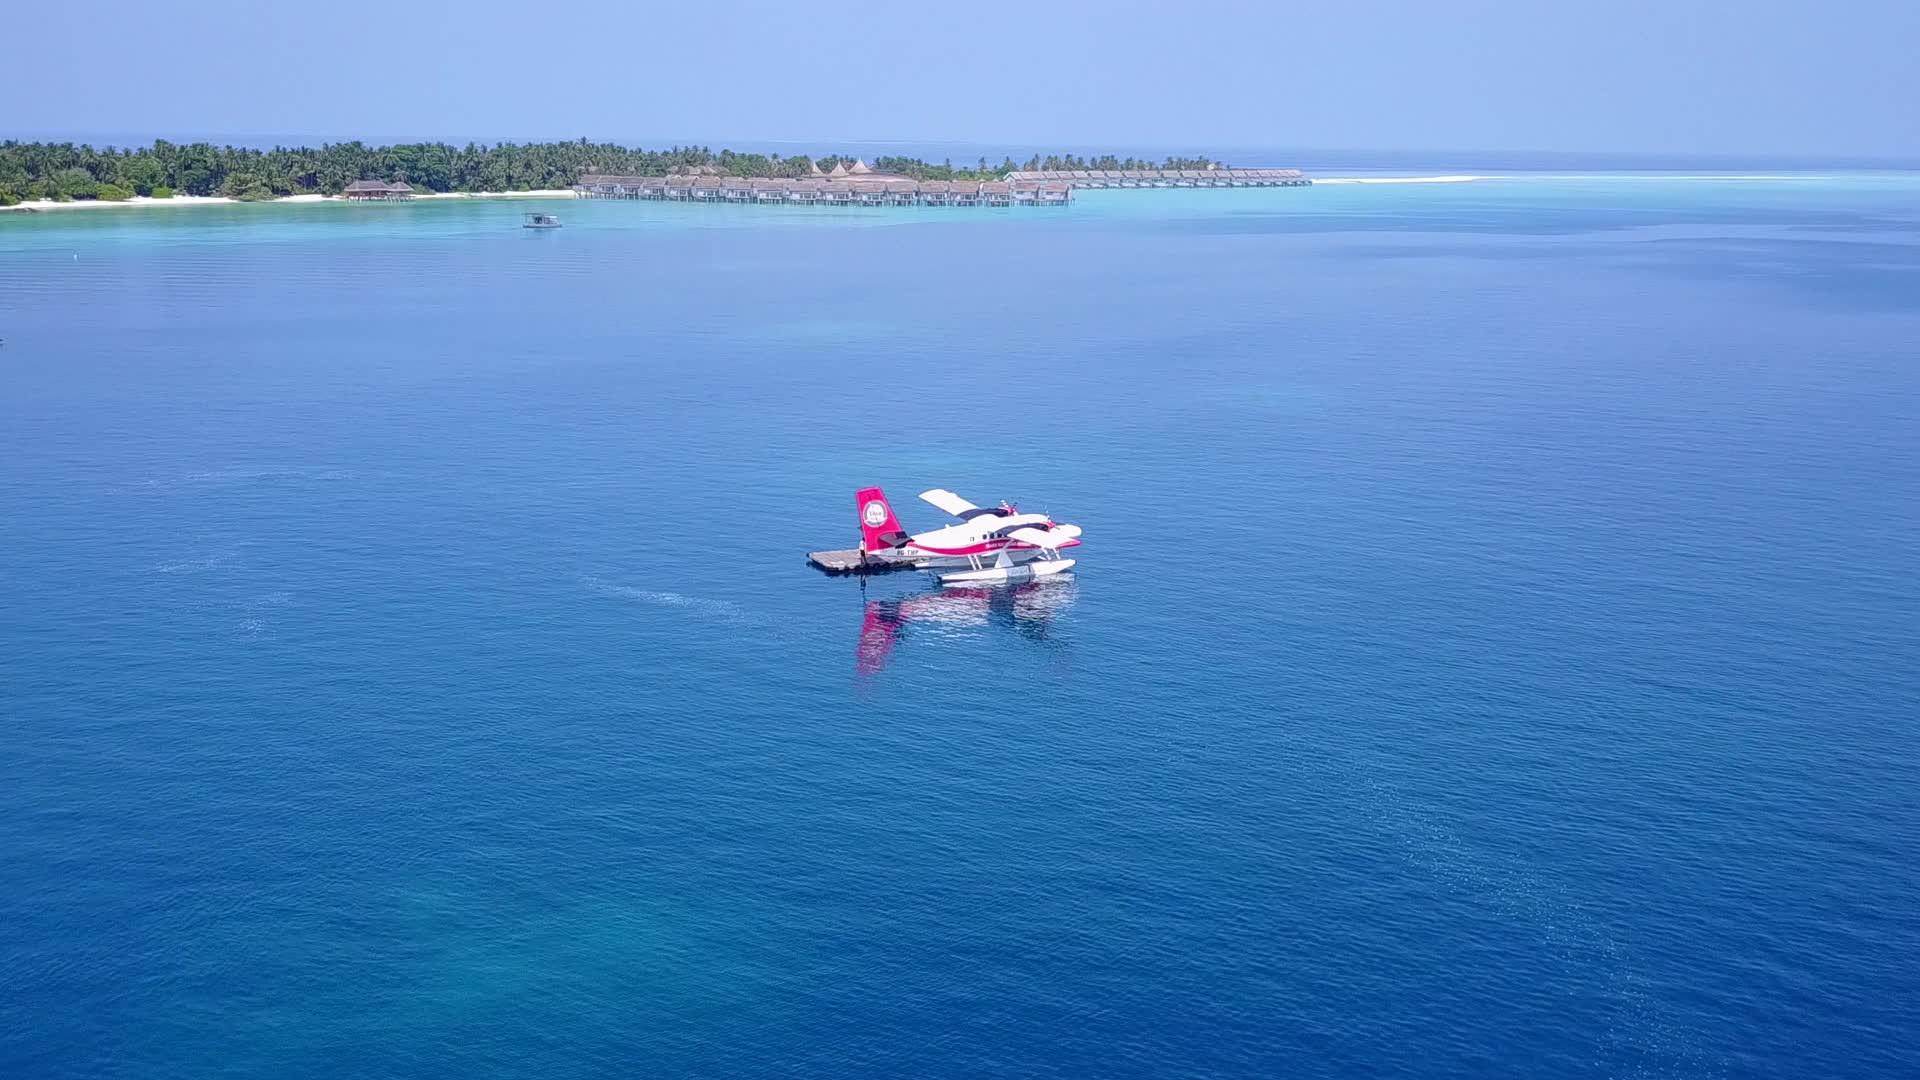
left=5, top=0, right=1915, bottom=157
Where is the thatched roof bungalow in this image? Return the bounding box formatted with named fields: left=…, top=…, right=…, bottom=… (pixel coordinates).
left=343, top=179, right=414, bottom=200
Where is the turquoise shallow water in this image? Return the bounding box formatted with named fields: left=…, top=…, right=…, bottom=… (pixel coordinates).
left=3, top=175, right=1918, bottom=1079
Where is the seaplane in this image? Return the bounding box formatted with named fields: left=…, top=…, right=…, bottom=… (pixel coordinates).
left=857, top=486, right=1082, bottom=587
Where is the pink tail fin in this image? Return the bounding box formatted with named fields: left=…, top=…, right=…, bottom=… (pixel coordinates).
left=856, top=487, right=905, bottom=551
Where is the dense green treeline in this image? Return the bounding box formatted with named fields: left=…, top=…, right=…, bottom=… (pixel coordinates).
left=0, top=139, right=1228, bottom=204
left=860, top=153, right=1224, bottom=180
left=1021, top=153, right=1224, bottom=172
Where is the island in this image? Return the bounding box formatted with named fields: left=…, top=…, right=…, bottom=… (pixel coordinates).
left=0, top=139, right=1251, bottom=208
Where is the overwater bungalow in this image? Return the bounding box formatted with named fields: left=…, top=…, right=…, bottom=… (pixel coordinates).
left=343, top=179, right=414, bottom=201
left=996, top=167, right=1313, bottom=190
left=570, top=159, right=1305, bottom=214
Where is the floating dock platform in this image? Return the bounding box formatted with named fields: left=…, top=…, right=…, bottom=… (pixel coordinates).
left=807, top=549, right=922, bottom=576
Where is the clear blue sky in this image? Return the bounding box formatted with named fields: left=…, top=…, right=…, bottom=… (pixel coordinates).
left=5, top=0, right=1915, bottom=157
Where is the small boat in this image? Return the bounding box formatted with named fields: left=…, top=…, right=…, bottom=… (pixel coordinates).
left=939, top=557, right=1075, bottom=588
left=522, top=212, right=562, bottom=229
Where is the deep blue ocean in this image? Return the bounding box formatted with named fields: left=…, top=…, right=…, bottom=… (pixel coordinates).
left=3, top=173, right=1917, bottom=1079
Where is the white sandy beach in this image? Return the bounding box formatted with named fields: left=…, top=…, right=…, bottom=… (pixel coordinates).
left=1, top=189, right=578, bottom=212
left=1312, top=173, right=1835, bottom=184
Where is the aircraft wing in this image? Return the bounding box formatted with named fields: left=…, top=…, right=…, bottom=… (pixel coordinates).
left=919, top=488, right=981, bottom=518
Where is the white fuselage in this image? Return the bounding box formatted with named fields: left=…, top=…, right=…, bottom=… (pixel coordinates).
left=893, top=512, right=1081, bottom=568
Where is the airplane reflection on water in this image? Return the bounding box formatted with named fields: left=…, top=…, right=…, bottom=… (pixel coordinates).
left=856, top=578, right=1076, bottom=677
